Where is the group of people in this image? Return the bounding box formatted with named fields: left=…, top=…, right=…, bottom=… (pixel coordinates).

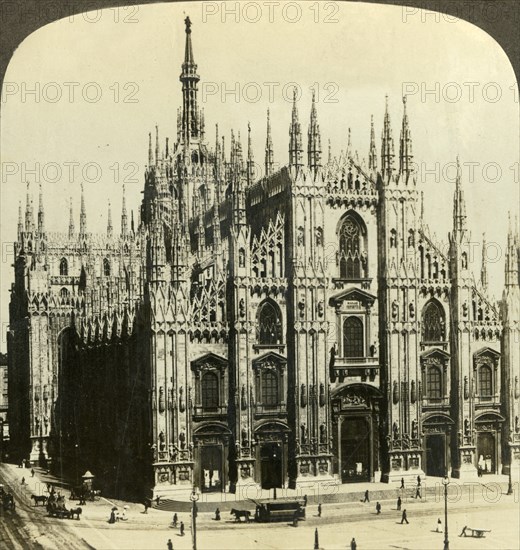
left=108, top=506, right=128, bottom=523
left=170, top=512, right=185, bottom=535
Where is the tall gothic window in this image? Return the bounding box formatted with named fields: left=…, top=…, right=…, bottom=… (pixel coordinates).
left=426, top=366, right=442, bottom=399
left=343, top=316, right=364, bottom=358
left=59, top=258, right=68, bottom=276
left=258, top=300, right=283, bottom=345
left=103, top=258, right=111, bottom=276
left=201, top=372, right=219, bottom=409
left=262, top=371, right=279, bottom=406
left=479, top=365, right=493, bottom=397
left=422, top=301, right=445, bottom=342
left=339, top=214, right=366, bottom=279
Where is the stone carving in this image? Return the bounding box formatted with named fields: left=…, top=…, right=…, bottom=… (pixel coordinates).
left=315, top=226, right=323, bottom=246
left=410, top=380, right=416, bottom=404
left=464, top=376, right=469, bottom=400
left=159, top=431, right=165, bottom=451
left=241, top=386, right=247, bottom=410
left=409, top=302, right=415, bottom=319
left=301, top=424, right=307, bottom=444
left=319, top=424, right=326, bottom=443
left=317, top=300, right=324, bottom=318
left=411, top=419, right=418, bottom=439
left=341, top=393, right=366, bottom=407
left=159, top=386, right=165, bottom=413
left=392, top=300, right=399, bottom=320
left=319, top=383, right=325, bottom=407
left=297, top=226, right=305, bottom=246
left=300, top=384, right=307, bottom=407
left=393, top=381, right=399, bottom=404
left=393, top=422, right=399, bottom=440
left=239, top=298, right=245, bottom=318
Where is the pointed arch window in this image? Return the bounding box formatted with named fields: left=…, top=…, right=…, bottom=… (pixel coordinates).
left=103, top=258, right=111, bottom=276
left=201, top=372, right=219, bottom=409
left=339, top=214, right=367, bottom=279
left=258, top=300, right=283, bottom=345
left=59, top=258, right=68, bottom=276
left=478, top=365, right=493, bottom=397
left=422, top=301, right=445, bottom=342
left=343, top=316, right=364, bottom=358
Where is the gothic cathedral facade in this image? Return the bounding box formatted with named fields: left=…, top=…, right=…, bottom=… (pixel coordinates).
left=8, top=19, right=520, bottom=499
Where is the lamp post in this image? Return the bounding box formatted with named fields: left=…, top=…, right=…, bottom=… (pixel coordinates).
left=442, top=476, right=450, bottom=550
left=507, top=443, right=514, bottom=495
left=190, top=488, right=199, bottom=550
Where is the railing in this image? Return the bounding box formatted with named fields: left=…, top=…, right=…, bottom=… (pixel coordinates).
left=192, top=406, right=227, bottom=418
left=254, top=403, right=287, bottom=417
left=330, top=357, right=378, bottom=383
left=332, top=277, right=372, bottom=290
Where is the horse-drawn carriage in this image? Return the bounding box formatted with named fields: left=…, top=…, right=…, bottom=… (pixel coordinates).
left=70, top=484, right=101, bottom=503
left=1, top=485, right=15, bottom=511
left=231, top=499, right=306, bottom=524
left=46, top=495, right=82, bottom=520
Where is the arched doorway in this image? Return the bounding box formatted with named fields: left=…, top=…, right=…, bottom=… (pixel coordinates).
left=422, top=415, right=453, bottom=478
left=340, top=417, right=370, bottom=482
left=193, top=423, right=231, bottom=493
left=477, top=433, right=495, bottom=475
left=330, top=384, right=381, bottom=483
left=254, top=422, right=289, bottom=489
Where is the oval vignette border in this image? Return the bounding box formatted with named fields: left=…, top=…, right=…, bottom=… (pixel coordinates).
left=0, top=0, right=519, bottom=94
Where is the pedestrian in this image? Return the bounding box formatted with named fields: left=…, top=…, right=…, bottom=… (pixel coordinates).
left=31, top=468, right=35, bottom=478
left=350, top=537, right=357, bottom=550
left=108, top=510, right=116, bottom=524
left=417, top=475, right=421, bottom=486
left=376, top=501, right=381, bottom=514
left=436, top=518, right=442, bottom=533
left=180, top=521, right=185, bottom=536
left=459, top=525, right=467, bottom=537
left=396, top=496, right=402, bottom=511
left=215, top=507, right=220, bottom=520
left=167, top=539, right=173, bottom=550
left=317, top=502, right=322, bottom=517
left=21, top=477, right=25, bottom=485
left=363, top=489, right=369, bottom=503
left=156, top=495, right=161, bottom=506
left=172, top=512, right=178, bottom=527
left=303, top=494, right=308, bottom=507
left=400, top=477, right=405, bottom=489
left=144, top=498, right=149, bottom=514
left=415, top=486, right=421, bottom=499
left=400, top=509, right=409, bottom=524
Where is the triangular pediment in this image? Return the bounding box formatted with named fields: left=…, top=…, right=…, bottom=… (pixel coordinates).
left=420, top=348, right=450, bottom=360
left=191, top=352, right=227, bottom=370
left=252, top=351, right=287, bottom=369
left=329, top=288, right=377, bottom=307
left=473, top=347, right=501, bottom=359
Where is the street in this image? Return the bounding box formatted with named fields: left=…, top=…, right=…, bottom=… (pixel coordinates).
left=1, top=462, right=519, bottom=549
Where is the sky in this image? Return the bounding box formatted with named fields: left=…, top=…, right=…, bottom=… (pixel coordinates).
left=0, top=1, right=518, bottom=352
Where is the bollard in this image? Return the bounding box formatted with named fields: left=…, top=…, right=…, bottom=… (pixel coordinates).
left=314, top=527, right=319, bottom=550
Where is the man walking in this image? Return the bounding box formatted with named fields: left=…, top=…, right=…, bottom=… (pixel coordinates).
left=363, top=490, right=369, bottom=503
left=415, top=485, right=422, bottom=499
left=396, top=496, right=402, bottom=511
left=317, top=503, right=322, bottom=517
left=167, top=539, right=173, bottom=550
left=376, top=502, right=381, bottom=515
left=179, top=521, right=185, bottom=536
left=400, top=477, right=405, bottom=489
left=350, top=538, right=357, bottom=550
left=400, top=509, right=409, bottom=524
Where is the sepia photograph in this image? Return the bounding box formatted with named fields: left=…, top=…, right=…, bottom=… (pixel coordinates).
left=0, top=1, right=519, bottom=548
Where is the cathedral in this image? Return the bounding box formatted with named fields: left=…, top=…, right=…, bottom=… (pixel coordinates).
left=7, top=17, right=520, bottom=500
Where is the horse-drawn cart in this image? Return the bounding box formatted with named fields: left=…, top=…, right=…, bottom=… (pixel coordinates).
left=252, top=499, right=306, bottom=523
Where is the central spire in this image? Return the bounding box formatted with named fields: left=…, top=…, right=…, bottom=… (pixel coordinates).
left=180, top=16, right=200, bottom=143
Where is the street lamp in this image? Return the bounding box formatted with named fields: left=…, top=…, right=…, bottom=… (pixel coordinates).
left=507, top=445, right=514, bottom=495
left=442, top=476, right=450, bottom=550
left=190, top=487, right=200, bottom=550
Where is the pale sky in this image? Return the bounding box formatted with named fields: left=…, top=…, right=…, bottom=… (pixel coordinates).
left=0, top=2, right=518, bottom=352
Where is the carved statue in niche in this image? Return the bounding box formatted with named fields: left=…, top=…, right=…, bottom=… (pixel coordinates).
left=179, top=386, right=185, bottom=412
left=317, top=300, right=324, bottom=318
left=515, top=416, right=519, bottom=433
left=370, top=341, right=378, bottom=357
left=319, top=424, right=326, bottom=443
left=159, top=431, right=166, bottom=451
left=241, top=428, right=248, bottom=447
left=315, top=226, right=323, bottom=246
left=241, top=386, right=247, bottom=409
left=301, top=424, right=307, bottom=444
left=298, top=297, right=305, bottom=317
left=169, top=443, right=176, bottom=461
left=410, top=380, right=416, bottom=403
left=179, top=431, right=186, bottom=449
left=329, top=342, right=337, bottom=367
left=297, top=226, right=305, bottom=246
left=462, top=301, right=468, bottom=318
left=515, top=377, right=519, bottom=399
left=464, top=376, right=469, bottom=400
left=411, top=420, right=418, bottom=439
left=239, top=298, right=245, bottom=318
left=392, top=300, right=399, bottom=320
left=319, top=383, right=325, bottom=407
left=393, top=381, right=399, bottom=404
left=409, top=302, right=415, bottom=319
left=464, top=419, right=470, bottom=436
left=235, top=440, right=241, bottom=457
left=239, top=248, right=245, bottom=267
left=392, top=422, right=399, bottom=440
left=159, top=386, right=165, bottom=413
left=300, top=384, right=307, bottom=407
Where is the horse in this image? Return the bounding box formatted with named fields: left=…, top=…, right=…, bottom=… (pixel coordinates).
left=69, top=506, right=82, bottom=520
left=31, top=494, right=48, bottom=506
left=230, top=509, right=251, bottom=522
